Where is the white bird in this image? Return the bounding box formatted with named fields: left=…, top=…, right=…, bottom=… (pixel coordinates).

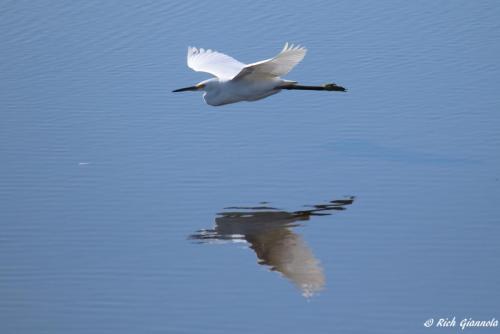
left=173, top=43, right=346, bottom=106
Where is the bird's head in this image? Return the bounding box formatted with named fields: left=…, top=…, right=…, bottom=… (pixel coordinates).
left=172, top=78, right=217, bottom=93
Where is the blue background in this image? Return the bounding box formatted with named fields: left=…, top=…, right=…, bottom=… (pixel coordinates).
left=1, top=1, right=499, bottom=333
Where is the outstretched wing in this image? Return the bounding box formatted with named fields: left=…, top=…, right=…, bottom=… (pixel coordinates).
left=233, top=43, right=307, bottom=81
left=187, top=47, right=246, bottom=80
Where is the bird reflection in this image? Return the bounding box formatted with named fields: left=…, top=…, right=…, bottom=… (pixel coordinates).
left=189, top=197, right=355, bottom=297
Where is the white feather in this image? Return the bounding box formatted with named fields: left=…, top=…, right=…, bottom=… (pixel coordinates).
left=233, top=43, right=307, bottom=80
left=186, top=43, right=307, bottom=81
left=187, top=47, right=246, bottom=80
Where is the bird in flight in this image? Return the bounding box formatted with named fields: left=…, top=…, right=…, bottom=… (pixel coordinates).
left=173, top=43, right=346, bottom=106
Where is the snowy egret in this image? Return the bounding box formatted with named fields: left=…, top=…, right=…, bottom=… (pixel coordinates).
left=173, top=43, right=346, bottom=106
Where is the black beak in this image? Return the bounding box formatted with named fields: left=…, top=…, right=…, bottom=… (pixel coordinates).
left=172, top=85, right=199, bottom=93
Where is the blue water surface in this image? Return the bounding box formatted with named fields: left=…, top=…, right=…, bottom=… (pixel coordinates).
left=1, top=1, right=499, bottom=333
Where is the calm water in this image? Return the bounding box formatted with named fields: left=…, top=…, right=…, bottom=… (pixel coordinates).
left=1, top=1, right=499, bottom=333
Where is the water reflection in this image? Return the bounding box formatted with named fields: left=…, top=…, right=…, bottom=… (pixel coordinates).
left=190, top=197, right=355, bottom=297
